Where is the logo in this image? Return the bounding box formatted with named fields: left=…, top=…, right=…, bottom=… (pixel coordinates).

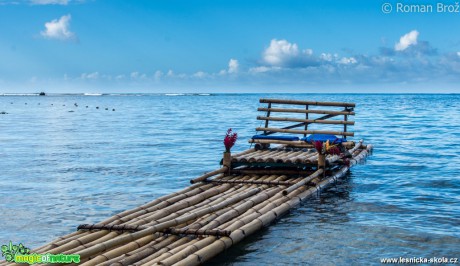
left=1, top=241, right=80, bottom=264
left=1, top=241, right=31, bottom=262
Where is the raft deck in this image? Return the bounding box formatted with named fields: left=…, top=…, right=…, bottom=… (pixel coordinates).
left=2, top=99, right=372, bottom=266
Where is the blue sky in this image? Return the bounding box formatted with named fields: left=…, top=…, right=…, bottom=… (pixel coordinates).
left=0, top=0, right=459, bottom=93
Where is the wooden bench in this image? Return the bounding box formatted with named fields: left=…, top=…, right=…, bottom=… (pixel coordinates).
left=249, top=98, right=355, bottom=148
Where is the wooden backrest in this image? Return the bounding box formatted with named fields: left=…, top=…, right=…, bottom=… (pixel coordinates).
left=256, top=98, right=355, bottom=138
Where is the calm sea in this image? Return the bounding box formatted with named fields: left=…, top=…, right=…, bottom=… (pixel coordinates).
left=0, top=93, right=459, bottom=265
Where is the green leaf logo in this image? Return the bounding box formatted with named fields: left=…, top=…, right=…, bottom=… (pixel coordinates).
left=1, top=242, right=31, bottom=262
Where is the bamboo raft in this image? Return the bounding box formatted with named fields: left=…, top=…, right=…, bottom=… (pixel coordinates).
left=2, top=98, right=372, bottom=266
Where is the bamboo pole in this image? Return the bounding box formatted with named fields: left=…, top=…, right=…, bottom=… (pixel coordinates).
left=230, top=168, right=313, bottom=176
left=135, top=182, right=237, bottom=224
left=75, top=187, right=263, bottom=261
left=348, top=140, right=363, bottom=154
left=200, top=187, right=283, bottom=231
left=256, top=150, right=286, bottom=162
left=156, top=237, right=216, bottom=266
left=143, top=237, right=213, bottom=266
left=205, top=179, right=294, bottom=186
left=232, top=149, right=263, bottom=160
left=114, top=184, right=214, bottom=224
left=318, top=154, right=326, bottom=169
left=142, top=239, right=200, bottom=266
left=247, top=149, right=277, bottom=162
left=222, top=152, right=232, bottom=169
left=99, top=183, right=207, bottom=225
left=257, top=107, right=355, bottom=115
left=219, top=182, right=301, bottom=231
left=131, top=238, right=190, bottom=266
left=282, top=150, right=313, bottom=163
left=111, top=187, right=215, bottom=227
left=125, top=184, right=234, bottom=225
left=147, top=175, right=256, bottom=227
left=257, top=116, right=355, bottom=125
left=32, top=231, right=84, bottom=253
left=45, top=230, right=110, bottom=254
left=190, top=167, right=228, bottom=184
left=231, top=148, right=255, bottom=158
left=326, top=155, right=341, bottom=164
left=172, top=189, right=302, bottom=265
left=136, top=177, right=245, bottom=224
left=65, top=231, right=120, bottom=255
left=266, top=150, right=295, bottom=163
left=101, top=236, right=171, bottom=266
left=166, top=185, right=241, bottom=219
left=79, top=234, right=156, bottom=266
left=184, top=174, right=269, bottom=221
left=291, top=152, right=317, bottom=164
left=77, top=224, right=231, bottom=237
left=342, top=141, right=355, bottom=149
left=206, top=177, right=295, bottom=231
left=238, top=150, right=271, bottom=163
left=282, top=169, right=323, bottom=196
left=272, top=150, right=293, bottom=162
left=187, top=175, right=282, bottom=230
left=143, top=176, right=289, bottom=266
left=255, top=127, right=354, bottom=137
left=260, top=98, right=355, bottom=107
left=172, top=196, right=301, bottom=265
left=140, top=172, right=276, bottom=265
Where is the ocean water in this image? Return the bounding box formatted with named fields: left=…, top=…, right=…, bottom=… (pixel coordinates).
left=0, top=93, right=459, bottom=265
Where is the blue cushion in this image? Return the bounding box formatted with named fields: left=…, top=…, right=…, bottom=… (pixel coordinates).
left=301, top=134, right=345, bottom=143
left=252, top=135, right=299, bottom=141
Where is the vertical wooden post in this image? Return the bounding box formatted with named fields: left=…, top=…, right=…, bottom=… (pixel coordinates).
left=223, top=152, right=231, bottom=175
left=304, top=105, right=309, bottom=137
left=317, top=153, right=326, bottom=178
left=343, top=114, right=348, bottom=140
left=264, top=102, right=271, bottom=135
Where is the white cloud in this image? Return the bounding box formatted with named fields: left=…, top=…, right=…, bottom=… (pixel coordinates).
left=320, top=53, right=338, bottom=62
left=130, top=72, right=139, bottom=79
left=457, top=52, right=460, bottom=57
left=228, top=59, right=239, bottom=74
left=249, top=66, right=281, bottom=74
left=192, top=71, right=208, bottom=78
left=167, top=70, right=174, bottom=77
left=81, top=72, right=99, bottom=80
left=263, top=39, right=299, bottom=66
left=41, top=14, right=76, bottom=41
left=304, top=49, right=313, bottom=56
left=263, top=39, right=317, bottom=68
left=338, top=57, right=357, bottom=65
left=130, top=72, right=147, bottom=80
left=154, top=70, right=163, bottom=80
left=31, top=0, right=69, bottom=5
left=395, top=30, right=419, bottom=51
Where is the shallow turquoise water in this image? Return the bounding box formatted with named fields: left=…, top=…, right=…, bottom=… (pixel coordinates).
left=0, top=93, right=459, bottom=265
